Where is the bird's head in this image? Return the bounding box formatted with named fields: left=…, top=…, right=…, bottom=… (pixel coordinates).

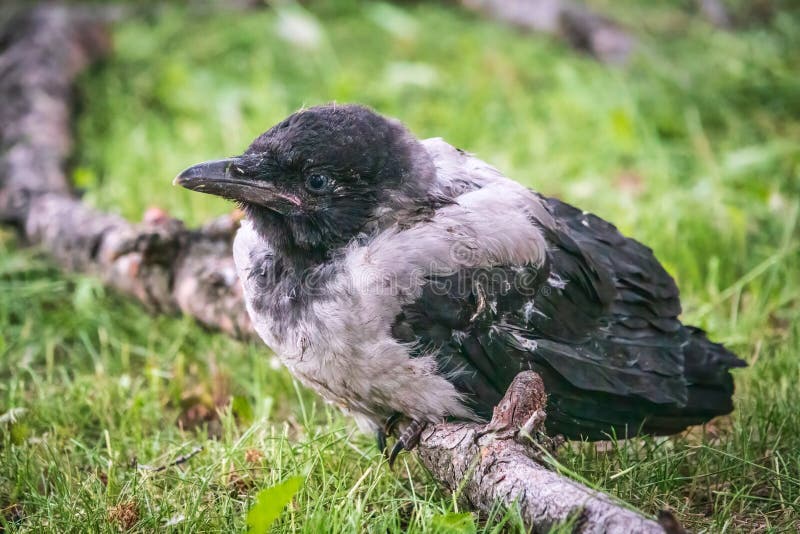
left=174, top=104, right=437, bottom=261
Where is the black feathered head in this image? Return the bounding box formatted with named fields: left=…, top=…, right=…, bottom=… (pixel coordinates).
left=175, top=104, right=436, bottom=261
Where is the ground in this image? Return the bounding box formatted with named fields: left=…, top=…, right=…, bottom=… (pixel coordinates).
left=1, top=1, right=799, bottom=532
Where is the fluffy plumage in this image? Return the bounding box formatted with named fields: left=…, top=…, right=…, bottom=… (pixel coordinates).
left=175, top=104, right=745, bottom=441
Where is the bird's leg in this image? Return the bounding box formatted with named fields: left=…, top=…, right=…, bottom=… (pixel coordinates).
left=387, top=419, right=427, bottom=467
left=376, top=412, right=402, bottom=454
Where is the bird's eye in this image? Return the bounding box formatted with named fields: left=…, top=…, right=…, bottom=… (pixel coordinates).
left=305, top=173, right=331, bottom=194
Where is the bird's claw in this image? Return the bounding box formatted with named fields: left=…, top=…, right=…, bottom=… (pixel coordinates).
left=376, top=412, right=402, bottom=454
left=386, top=419, right=426, bottom=467
left=376, top=430, right=387, bottom=455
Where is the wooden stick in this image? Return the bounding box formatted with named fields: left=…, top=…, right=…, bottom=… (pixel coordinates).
left=0, top=6, right=253, bottom=340
left=417, top=372, right=667, bottom=532
left=457, top=0, right=635, bottom=64
left=695, top=0, right=732, bottom=29
left=137, top=446, right=204, bottom=473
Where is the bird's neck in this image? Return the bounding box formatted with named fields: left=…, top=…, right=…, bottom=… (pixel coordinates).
left=245, top=200, right=443, bottom=273
left=243, top=206, right=329, bottom=267
left=267, top=235, right=331, bottom=274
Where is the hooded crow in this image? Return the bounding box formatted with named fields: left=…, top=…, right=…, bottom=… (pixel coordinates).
left=175, top=104, right=745, bottom=462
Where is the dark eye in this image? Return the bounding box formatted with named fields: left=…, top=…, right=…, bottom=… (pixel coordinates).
left=305, top=173, right=331, bottom=194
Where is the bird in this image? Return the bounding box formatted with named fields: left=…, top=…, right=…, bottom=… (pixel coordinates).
left=174, top=104, right=745, bottom=463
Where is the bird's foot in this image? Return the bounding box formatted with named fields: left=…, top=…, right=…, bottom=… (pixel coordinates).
left=387, top=419, right=426, bottom=467
left=376, top=412, right=402, bottom=454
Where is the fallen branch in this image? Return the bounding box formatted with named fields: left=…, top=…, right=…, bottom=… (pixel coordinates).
left=0, top=6, right=670, bottom=532
left=137, top=446, right=204, bottom=473
left=0, top=5, right=252, bottom=340
left=694, top=0, right=732, bottom=29
left=457, top=0, right=635, bottom=64
left=418, top=372, right=668, bottom=532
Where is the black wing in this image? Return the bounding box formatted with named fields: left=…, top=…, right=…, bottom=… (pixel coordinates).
left=392, top=195, right=745, bottom=440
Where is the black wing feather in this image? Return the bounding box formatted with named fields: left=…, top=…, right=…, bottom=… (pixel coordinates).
left=393, top=195, right=745, bottom=440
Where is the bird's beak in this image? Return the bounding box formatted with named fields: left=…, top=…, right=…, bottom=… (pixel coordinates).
left=173, top=157, right=302, bottom=209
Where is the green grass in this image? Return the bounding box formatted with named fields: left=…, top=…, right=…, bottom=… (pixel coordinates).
left=3, top=0, right=800, bottom=531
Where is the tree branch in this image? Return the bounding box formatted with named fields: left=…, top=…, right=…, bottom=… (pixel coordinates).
left=694, top=0, right=732, bottom=29
left=0, top=5, right=252, bottom=340
left=457, top=0, right=635, bottom=64
left=418, top=372, right=668, bottom=532
left=0, top=6, right=671, bottom=532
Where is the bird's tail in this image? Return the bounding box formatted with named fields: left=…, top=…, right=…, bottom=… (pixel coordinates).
left=639, top=327, right=746, bottom=435
left=542, top=327, right=746, bottom=440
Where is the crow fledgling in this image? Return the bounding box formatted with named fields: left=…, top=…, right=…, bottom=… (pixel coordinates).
left=175, top=104, right=745, bottom=462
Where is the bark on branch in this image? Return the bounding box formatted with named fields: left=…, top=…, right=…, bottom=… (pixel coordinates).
left=418, top=372, right=668, bottom=532
left=0, top=5, right=252, bottom=340
left=694, top=0, right=732, bottom=29
left=457, top=0, right=635, bottom=64
left=0, top=6, right=671, bottom=532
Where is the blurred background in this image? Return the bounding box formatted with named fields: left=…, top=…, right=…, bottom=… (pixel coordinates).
left=2, top=0, right=799, bottom=531
left=72, top=0, right=799, bottom=300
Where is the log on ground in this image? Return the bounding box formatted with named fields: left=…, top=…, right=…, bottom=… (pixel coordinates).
left=457, top=0, right=635, bottom=64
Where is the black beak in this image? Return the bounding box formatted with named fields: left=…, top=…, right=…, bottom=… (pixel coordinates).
left=173, top=157, right=301, bottom=209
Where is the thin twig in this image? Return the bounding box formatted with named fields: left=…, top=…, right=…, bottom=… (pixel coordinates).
left=137, top=446, right=204, bottom=473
